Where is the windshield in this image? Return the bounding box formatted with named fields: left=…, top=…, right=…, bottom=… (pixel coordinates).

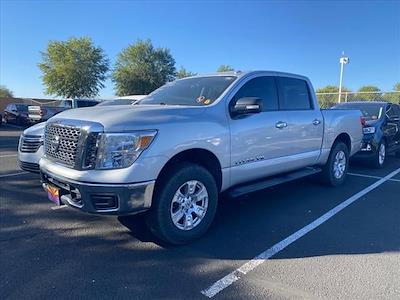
left=333, top=103, right=385, bottom=121
left=96, top=99, right=134, bottom=106
left=15, top=104, right=28, bottom=111
left=138, top=76, right=237, bottom=106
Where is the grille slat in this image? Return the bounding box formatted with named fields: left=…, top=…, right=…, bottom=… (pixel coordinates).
left=45, top=124, right=81, bottom=167
left=20, top=136, right=43, bottom=153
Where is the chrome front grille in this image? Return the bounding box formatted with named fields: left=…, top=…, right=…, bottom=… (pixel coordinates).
left=20, top=135, right=43, bottom=153
left=44, top=124, right=81, bottom=167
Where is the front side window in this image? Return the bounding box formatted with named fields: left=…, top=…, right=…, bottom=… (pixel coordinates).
left=279, top=77, right=312, bottom=110
left=139, top=76, right=237, bottom=106
left=232, top=76, right=279, bottom=111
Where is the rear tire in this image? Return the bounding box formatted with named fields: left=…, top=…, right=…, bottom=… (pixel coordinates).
left=146, top=163, right=218, bottom=245
left=370, top=141, right=386, bottom=169
left=321, top=142, right=349, bottom=186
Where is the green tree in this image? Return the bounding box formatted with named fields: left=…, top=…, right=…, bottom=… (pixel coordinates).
left=356, top=85, right=382, bottom=101
left=316, top=85, right=352, bottom=108
left=113, top=39, right=176, bottom=95
left=383, top=82, right=400, bottom=104
left=38, top=37, right=109, bottom=98
left=0, top=85, right=14, bottom=98
left=176, top=66, right=197, bottom=79
left=217, top=65, right=234, bottom=72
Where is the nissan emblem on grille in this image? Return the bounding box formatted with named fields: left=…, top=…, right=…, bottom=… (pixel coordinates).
left=50, top=135, right=60, bottom=152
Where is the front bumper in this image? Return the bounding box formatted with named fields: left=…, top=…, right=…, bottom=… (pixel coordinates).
left=40, top=169, right=155, bottom=216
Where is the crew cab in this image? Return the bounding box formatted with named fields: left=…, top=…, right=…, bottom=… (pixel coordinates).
left=334, top=101, right=400, bottom=168
left=39, top=71, right=363, bottom=244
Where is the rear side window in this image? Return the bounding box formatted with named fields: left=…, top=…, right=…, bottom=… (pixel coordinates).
left=78, top=101, right=98, bottom=108
left=233, top=76, right=279, bottom=111
left=387, top=104, right=400, bottom=118
left=278, top=77, right=312, bottom=110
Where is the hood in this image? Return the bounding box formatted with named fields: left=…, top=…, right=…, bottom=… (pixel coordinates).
left=23, top=121, right=46, bottom=136
left=50, top=104, right=206, bottom=131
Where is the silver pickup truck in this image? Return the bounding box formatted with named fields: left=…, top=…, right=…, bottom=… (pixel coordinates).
left=40, top=71, right=363, bottom=244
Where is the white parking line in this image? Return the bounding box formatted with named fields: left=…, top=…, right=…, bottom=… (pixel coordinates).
left=348, top=172, right=400, bottom=182
left=201, top=167, right=400, bottom=298
left=0, top=172, right=30, bottom=178
left=0, top=154, right=17, bottom=158
left=51, top=205, right=68, bottom=210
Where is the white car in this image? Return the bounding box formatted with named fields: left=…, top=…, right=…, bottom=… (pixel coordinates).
left=18, top=97, right=146, bottom=173
left=18, top=121, right=46, bottom=173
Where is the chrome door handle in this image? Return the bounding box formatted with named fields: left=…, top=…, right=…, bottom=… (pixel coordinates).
left=275, top=121, right=288, bottom=129
left=312, top=119, right=321, bottom=125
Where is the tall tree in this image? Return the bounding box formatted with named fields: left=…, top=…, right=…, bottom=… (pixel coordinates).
left=0, top=85, right=14, bottom=98
left=113, top=39, right=176, bottom=95
left=316, top=85, right=352, bottom=108
left=356, top=85, right=382, bottom=101
left=176, top=66, right=197, bottom=79
left=217, top=65, right=234, bottom=72
left=38, top=37, right=109, bottom=99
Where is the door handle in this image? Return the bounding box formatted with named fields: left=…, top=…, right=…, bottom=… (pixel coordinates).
left=275, top=121, right=288, bottom=129
left=312, top=119, right=321, bottom=125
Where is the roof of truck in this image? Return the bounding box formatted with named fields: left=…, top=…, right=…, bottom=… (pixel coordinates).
left=183, top=70, right=309, bottom=81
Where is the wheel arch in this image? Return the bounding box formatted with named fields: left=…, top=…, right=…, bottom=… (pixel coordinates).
left=156, top=148, right=223, bottom=192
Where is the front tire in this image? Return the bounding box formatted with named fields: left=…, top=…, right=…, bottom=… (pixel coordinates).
left=371, top=141, right=386, bottom=169
left=146, top=163, right=218, bottom=245
left=321, top=142, right=349, bottom=186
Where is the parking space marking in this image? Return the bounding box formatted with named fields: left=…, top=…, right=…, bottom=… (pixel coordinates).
left=201, top=167, right=400, bottom=298
left=0, top=154, right=17, bottom=158
left=51, top=205, right=68, bottom=210
left=348, top=172, right=400, bottom=182
left=0, top=172, right=30, bottom=178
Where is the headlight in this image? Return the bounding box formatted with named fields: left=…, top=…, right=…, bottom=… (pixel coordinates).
left=363, top=127, right=376, bottom=134
left=95, top=131, right=157, bottom=169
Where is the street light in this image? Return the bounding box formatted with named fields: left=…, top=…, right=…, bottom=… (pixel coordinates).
left=338, top=52, right=349, bottom=103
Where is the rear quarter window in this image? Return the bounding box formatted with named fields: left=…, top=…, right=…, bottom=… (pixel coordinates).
left=278, top=77, right=312, bottom=110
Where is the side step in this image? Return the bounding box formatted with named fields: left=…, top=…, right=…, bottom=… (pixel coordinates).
left=228, top=167, right=322, bottom=198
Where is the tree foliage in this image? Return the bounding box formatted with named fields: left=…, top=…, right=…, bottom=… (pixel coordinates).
left=382, top=82, right=400, bottom=104
left=112, top=40, right=176, bottom=95
left=355, top=85, right=382, bottom=101
left=38, top=37, right=109, bottom=98
left=0, top=85, right=14, bottom=98
left=176, top=66, right=197, bottom=79
left=316, top=85, right=352, bottom=108
left=217, top=65, right=234, bottom=72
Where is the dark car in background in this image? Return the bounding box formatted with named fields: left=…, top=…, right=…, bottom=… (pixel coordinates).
left=4, top=103, right=31, bottom=125
left=334, top=101, right=400, bottom=168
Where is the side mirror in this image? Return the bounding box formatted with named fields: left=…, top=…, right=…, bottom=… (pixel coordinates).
left=231, top=97, right=262, bottom=117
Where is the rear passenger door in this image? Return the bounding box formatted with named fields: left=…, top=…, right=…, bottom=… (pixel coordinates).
left=277, top=77, right=323, bottom=165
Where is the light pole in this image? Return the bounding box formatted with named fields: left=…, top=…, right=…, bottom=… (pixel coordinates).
left=338, top=52, right=349, bottom=103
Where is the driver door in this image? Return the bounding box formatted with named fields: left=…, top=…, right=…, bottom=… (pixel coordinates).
left=229, top=76, right=292, bottom=186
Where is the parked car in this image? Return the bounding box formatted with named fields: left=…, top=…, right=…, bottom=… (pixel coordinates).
left=333, top=101, right=400, bottom=168
left=4, top=103, right=30, bottom=125
left=18, top=99, right=142, bottom=173
left=28, top=99, right=100, bottom=123
left=39, top=71, right=363, bottom=244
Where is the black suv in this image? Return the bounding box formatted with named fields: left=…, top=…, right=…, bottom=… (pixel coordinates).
left=334, top=101, right=400, bottom=168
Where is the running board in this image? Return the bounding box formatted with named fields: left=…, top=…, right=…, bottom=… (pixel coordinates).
left=228, top=167, right=322, bottom=198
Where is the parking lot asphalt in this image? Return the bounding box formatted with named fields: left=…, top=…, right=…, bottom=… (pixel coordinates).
left=1, top=124, right=399, bottom=300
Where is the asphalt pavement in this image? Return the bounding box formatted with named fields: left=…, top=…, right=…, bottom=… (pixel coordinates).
left=1, top=124, right=399, bottom=300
